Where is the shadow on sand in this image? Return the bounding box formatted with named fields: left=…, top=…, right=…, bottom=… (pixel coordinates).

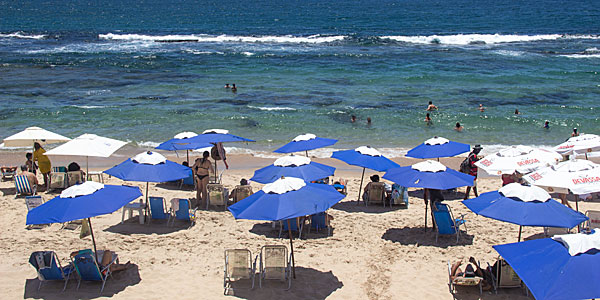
left=104, top=218, right=188, bottom=235
left=248, top=222, right=333, bottom=241
left=381, top=226, right=474, bottom=247
left=24, top=264, right=141, bottom=300
left=331, top=200, right=407, bottom=214
left=229, top=267, right=343, bottom=300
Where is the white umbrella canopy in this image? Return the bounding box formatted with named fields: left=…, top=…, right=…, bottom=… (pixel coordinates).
left=524, top=159, right=600, bottom=195
left=475, top=145, right=562, bottom=175
left=45, top=133, right=127, bottom=158
left=2, top=126, right=71, bottom=147
left=553, top=134, right=600, bottom=156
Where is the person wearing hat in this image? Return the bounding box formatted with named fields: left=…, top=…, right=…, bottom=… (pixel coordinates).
left=464, top=145, right=482, bottom=200
left=362, top=174, right=381, bottom=202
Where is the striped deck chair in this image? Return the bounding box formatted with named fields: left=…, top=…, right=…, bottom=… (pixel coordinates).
left=15, top=174, right=35, bottom=197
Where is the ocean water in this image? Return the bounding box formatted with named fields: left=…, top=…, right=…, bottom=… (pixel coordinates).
left=1, top=0, right=599, bottom=156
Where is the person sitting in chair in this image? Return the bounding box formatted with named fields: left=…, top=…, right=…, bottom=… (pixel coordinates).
left=68, top=162, right=86, bottom=176
left=362, top=174, right=380, bottom=201
left=229, top=178, right=253, bottom=202
left=19, top=165, right=38, bottom=190
left=450, top=257, right=492, bottom=291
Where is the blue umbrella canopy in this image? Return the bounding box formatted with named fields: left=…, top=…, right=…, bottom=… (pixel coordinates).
left=494, top=233, right=600, bottom=300
left=406, top=136, right=470, bottom=159
left=228, top=177, right=345, bottom=221
left=156, top=139, right=212, bottom=151
left=383, top=160, right=474, bottom=189
left=104, top=151, right=190, bottom=182
left=183, top=129, right=254, bottom=144
left=27, top=182, right=142, bottom=225
left=462, top=183, right=588, bottom=228
left=250, top=155, right=336, bottom=184
left=274, top=133, right=337, bottom=154
left=331, top=146, right=399, bottom=171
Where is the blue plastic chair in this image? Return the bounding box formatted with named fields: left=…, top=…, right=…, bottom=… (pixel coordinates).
left=149, top=196, right=168, bottom=223
left=433, top=204, right=466, bottom=243
left=71, top=249, right=116, bottom=293
left=280, top=218, right=302, bottom=238
left=182, top=170, right=195, bottom=186
left=310, top=212, right=331, bottom=235
left=29, top=251, right=74, bottom=291
left=169, top=198, right=196, bottom=227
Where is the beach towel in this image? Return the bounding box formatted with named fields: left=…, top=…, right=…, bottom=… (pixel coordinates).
left=171, top=198, right=180, bottom=212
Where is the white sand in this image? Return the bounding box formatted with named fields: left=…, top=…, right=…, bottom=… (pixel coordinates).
left=1, top=151, right=597, bottom=299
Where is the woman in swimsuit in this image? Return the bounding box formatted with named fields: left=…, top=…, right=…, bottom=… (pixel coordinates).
left=192, top=151, right=214, bottom=207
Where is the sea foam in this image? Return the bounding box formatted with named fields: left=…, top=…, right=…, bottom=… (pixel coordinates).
left=99, top=33, right=347, bottom=44
left=382, top=34, right=598, bottom=45
left=0, top=32, right=47, bottom=39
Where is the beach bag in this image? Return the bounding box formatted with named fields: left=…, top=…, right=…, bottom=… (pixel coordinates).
left=459, top=154, right=472, bottom=173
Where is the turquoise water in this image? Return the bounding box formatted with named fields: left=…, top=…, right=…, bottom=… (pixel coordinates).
left=1, top=0, right=599, bottom=154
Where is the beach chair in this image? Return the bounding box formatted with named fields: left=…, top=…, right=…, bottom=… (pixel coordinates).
left=29, top=251, right=74, bottom=291
left=52, top=166, right=67, bottom=173
left=543, top=226, right=571, bottom=237
left=209, top=167, right=222, bottom=184
left=224, top=249, right=257, bottom=295
left=231, top=185, right=253, bottom=204
left=15, top=174, right=36, bottom=197
left=66, top=171, right=84, bottom=187
left=149, top=196, right=169, bottom=224
left=179, top=170, right=195, bottom=189
left=310, top=212, right=331, bottom=236
left=71, top=249, right=117, bottom=293
left=50, top=172, right=67, bottom=190
left=447, top=261, right=483, bottom=296
left=169, top=198, right=196, bottom=227
left=332, top=179, right=347, bottom=195
left=26, top=195, right=44, bottom=211
left=488, top=257, right=522, bottom=294
left=433, top=204, right=466, bottom=243
left=279, top=217, right=303, bottom=239
left=365, top=182, right=386, bottom=206
left=584, top=210, right=600, bottom=233
left=1, top=166, right=17, bottom=181
left=390, top=184, right=409, bottom=208
left=207, top=183, right=228, bottom=209
left=258, top=245, right=292, bottom=290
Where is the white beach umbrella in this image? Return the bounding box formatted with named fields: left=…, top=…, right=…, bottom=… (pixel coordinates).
left=475, top=145, right=562, bottom=175
left=553, top=134, right=600, bottom=157
left=44, top=133, right=127, bottom=174
left=524, top=159, right=600, bottom=195
left=2, top=126, right=71, bottom=147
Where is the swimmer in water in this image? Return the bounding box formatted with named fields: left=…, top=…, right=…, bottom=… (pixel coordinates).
left=543, top=120, right=549, bottom=129
left=425, top=113, right=432, bottom=125
left=224, top=83, right=230, bottom=89
left=426, top=101, right=438, bottom=111
left=351, top=115, right=356, bottom=123
left=572, top=128, right=579, bottom=137
left=514, top=109, right=521, bottom=115
left=367, top=117, right=372, bottom=125
left=454, top=122, right=463, bottom=132
left=478, top=104, right=485, bottom=112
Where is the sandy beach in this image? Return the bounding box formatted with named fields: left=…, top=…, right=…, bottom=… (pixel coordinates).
left=1, top=149, right=597, bottom=300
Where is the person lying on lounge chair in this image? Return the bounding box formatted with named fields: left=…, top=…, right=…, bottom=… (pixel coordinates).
left=450, top=257, right=492, bottom=290
left=71, top=250, right=131, bottom=273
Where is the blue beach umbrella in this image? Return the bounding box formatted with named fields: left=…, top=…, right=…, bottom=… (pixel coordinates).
left=493, top=233, right=600, bottom=300
left=228, top=177, right=345, bottom=277
left=383, top=160, right=474, bottom=190
left=331, top=146, right=400, bottom=201
left=463, top=183, right=588, bottom=241
left=274, top=133, right=337, bottom=156
left=183, top=129, right=254, bottom=144
left=27, top=182, right=142, bottom=258
left=104, top=151, right=191, bottom=214
left=155, top=132, right=212, bottom=164
left=250, top=155, right=336, bottom=184
left=406, top=136, right=470, bottom=159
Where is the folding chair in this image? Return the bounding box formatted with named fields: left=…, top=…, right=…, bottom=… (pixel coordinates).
left=390, top=184, right=409, bottom=208
left=148, top=196, right=169, bottom=224
left=15, top=174, right=36, bottom=197
left=169, top=198, right=196, bottom=227
left=26, top=195, right=44, bottom=211
left=279, top=217, right=303, bottom=239
left=366, top=182, right=386, bottom=207
left=224, top=249, right=256, bottom=295
left=543, top=226, right=571, bottom=237
left=50, top=172, right=67, bottom=190
left=231, top=185, right=253, bottom=204
left=179, top=170, right=195, bottom=189
left=310, top=212, right=331, bottom=236
left=66, top=171, right=84, bottom=187
left=447, top=261, right=483, bottom=296
left=258, top=245, right=292, bottom=290
left=207, top=183, right=228, bottom=209
left=488, top=257, right=523, bottom=294
left=29, top=251, right=74, bottom=291
left=433, top=203, right=466, bottom=243
left=584, top=210, right=600, bottom=233
left=71, top=249, right=117, bottom=293
left=1, top=166, right=17, bottom=181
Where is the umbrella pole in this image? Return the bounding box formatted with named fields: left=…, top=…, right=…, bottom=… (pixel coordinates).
left=145, top=182, right=149, bottom=222
left=287, top=219, right=296, bottom=279
left=576, top=199, right=581, bottom=232
left=186, top=150, right=190, bottom=165
left=86, top=156, right=89, bottom=180
left=518, top=226, right=522, bottom=242
left=88, top=218, right=99, bottom=263
left=305, top=150, right=308, bottom=157
left=357, top=167, right=366, bottom=205
left=585, top=153, right=588, bottom=160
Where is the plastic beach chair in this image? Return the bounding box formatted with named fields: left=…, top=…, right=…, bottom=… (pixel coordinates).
left=310, top=212, right=331, bottom=236
left=169, top=198, right=196, bottom=227
left=29, top=251, right=74, bottom=291
left=71, top=249, right=117, bottom=293
left=149, top=196, right=168, bottom=224
left=447, top=261, right=483, bottom=295
left=224, top=249, right=256, bottom=295
left=366, top=182, right=386, bottom=207
left=207, top=183, right=227, bottom=209
left=25, top=195, right=44, bottom=211
left=179, top=170, right=195, bottom=188
left=584, top=210, right=600, bottom=232
left=50, top=172, right=67, bottom=190
left=15, top=174, right=35, bottom=197
left=259, top=245, right=292, bottom=290
left=279, top=217, right=303, bottom=239
left=433, top=203, right=466, bottom=243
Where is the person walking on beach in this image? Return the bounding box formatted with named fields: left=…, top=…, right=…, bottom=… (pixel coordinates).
left=463, top=145, right=482, bottom=200
left=193, top=151, right=214, bottom=208
left=426, top=101, right=438, bottom=111
left=572, top=128, right=579, bottom=137
left=454, top=122, right=463, bottom=132
left=33, top=142, right=51, bottom=191
left=425, top=113, right=432, bottom=125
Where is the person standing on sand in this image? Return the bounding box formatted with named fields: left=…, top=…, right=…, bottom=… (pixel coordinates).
left=25, top=152, right=37, bottom=174
left=425, top=113, right=432, bottom=125
left=464, top=145, right=482, bottom=200
left=33, top=142, right=51, bottom=191
left=192, top=151, right=214, bottom=208
left=426, top=101, right=438, bottom=111
left=454, top=122, right=463, bottom=132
